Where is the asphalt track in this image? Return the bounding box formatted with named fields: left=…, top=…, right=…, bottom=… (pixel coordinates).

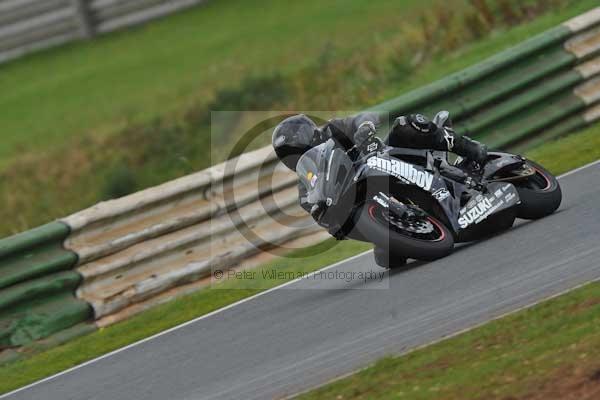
left=3, top=161, right=600, bottom=400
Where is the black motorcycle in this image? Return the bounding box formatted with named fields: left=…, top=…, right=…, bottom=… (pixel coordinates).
left=295, top=111, right=562, bottom=265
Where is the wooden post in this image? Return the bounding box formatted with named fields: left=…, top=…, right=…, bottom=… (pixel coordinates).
left=71, top=0, right=95, bottom=39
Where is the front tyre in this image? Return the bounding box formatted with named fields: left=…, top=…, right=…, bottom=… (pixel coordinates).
left=355, top=203, right=454, bottom=261
left=373, top=246, right=407, bottom=269
left=514, top=160, right=562, bottom=220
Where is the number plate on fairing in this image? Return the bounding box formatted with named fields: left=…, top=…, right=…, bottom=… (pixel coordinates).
left=458, top=183, right=520, bottom=229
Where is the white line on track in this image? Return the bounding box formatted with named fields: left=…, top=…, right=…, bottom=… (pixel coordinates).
left=556, top=158, right=600, bottom=178
left=1, top=158, right=599, bottom=399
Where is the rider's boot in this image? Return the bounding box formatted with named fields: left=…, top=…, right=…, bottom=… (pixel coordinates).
left=430, top=124, right=488, bottom=166
left=430, top=117, right=487, bottom=166
left=452, top=134, right=488, bottom=166
left=373, top=247, right=407, bottom=269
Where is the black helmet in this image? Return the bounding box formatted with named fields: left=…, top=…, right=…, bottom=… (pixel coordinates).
left=272, top=114, right=322, bottom=171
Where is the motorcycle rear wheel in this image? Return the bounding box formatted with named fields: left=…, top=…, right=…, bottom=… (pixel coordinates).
left=512, top=160, right=562, bottom=220
left=354, top=202, right=454, bottom=261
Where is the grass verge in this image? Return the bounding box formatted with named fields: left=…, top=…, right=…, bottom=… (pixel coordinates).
left=0, top=0, right=436, bottom=160
left=524, top=124, right=600, bottom=175
left=0, top=124, right=598, bottom=394
left=2, top=0, right=588, bottom=160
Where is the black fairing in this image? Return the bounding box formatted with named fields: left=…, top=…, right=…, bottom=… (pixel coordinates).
left=296, top=143, right=522, bottom=240
left=481, top=151, right=526, bottom=180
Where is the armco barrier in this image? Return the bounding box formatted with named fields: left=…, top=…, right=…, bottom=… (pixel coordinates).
left=368, top=7, right=600, bottom=152
left=61, top=146, right=330, bottom=325
left=0, top=222, right=91, bottom=348
left=0, top=0, right=208, bottom=65
left=1, top=7, right=600, bottom=352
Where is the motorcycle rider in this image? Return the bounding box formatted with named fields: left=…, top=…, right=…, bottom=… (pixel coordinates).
left=271, top=112, right=487, bottom=268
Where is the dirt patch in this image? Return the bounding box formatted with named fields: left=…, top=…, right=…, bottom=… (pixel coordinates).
left=568, top=296, right=600, bottom=313
left=568, top=296, right=600, bottom=314
left=505, top=364, right=600, bottom=400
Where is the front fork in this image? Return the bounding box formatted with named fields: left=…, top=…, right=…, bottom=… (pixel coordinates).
left=371, top=192, right=429, bottom=221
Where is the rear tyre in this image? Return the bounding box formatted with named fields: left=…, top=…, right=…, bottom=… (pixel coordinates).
left=513, top=161, right=562, bottom=220
left=354, top=203, right=454, bottom=261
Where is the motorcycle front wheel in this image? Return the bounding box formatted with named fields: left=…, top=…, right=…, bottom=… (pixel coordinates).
left=354, top=202, right=454, bottom=261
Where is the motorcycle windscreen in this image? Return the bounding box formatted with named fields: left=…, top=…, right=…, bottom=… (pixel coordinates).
left=296, top=143, right=328, bottom=205
left=296, top=139, right=353, bottom=206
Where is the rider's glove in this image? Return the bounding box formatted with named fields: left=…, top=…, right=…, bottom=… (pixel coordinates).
left=353, top=121, right=377, bottom=148
left=353, top=121, right=379, bottom=155
left=310, top=201, right=327, bottom=221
